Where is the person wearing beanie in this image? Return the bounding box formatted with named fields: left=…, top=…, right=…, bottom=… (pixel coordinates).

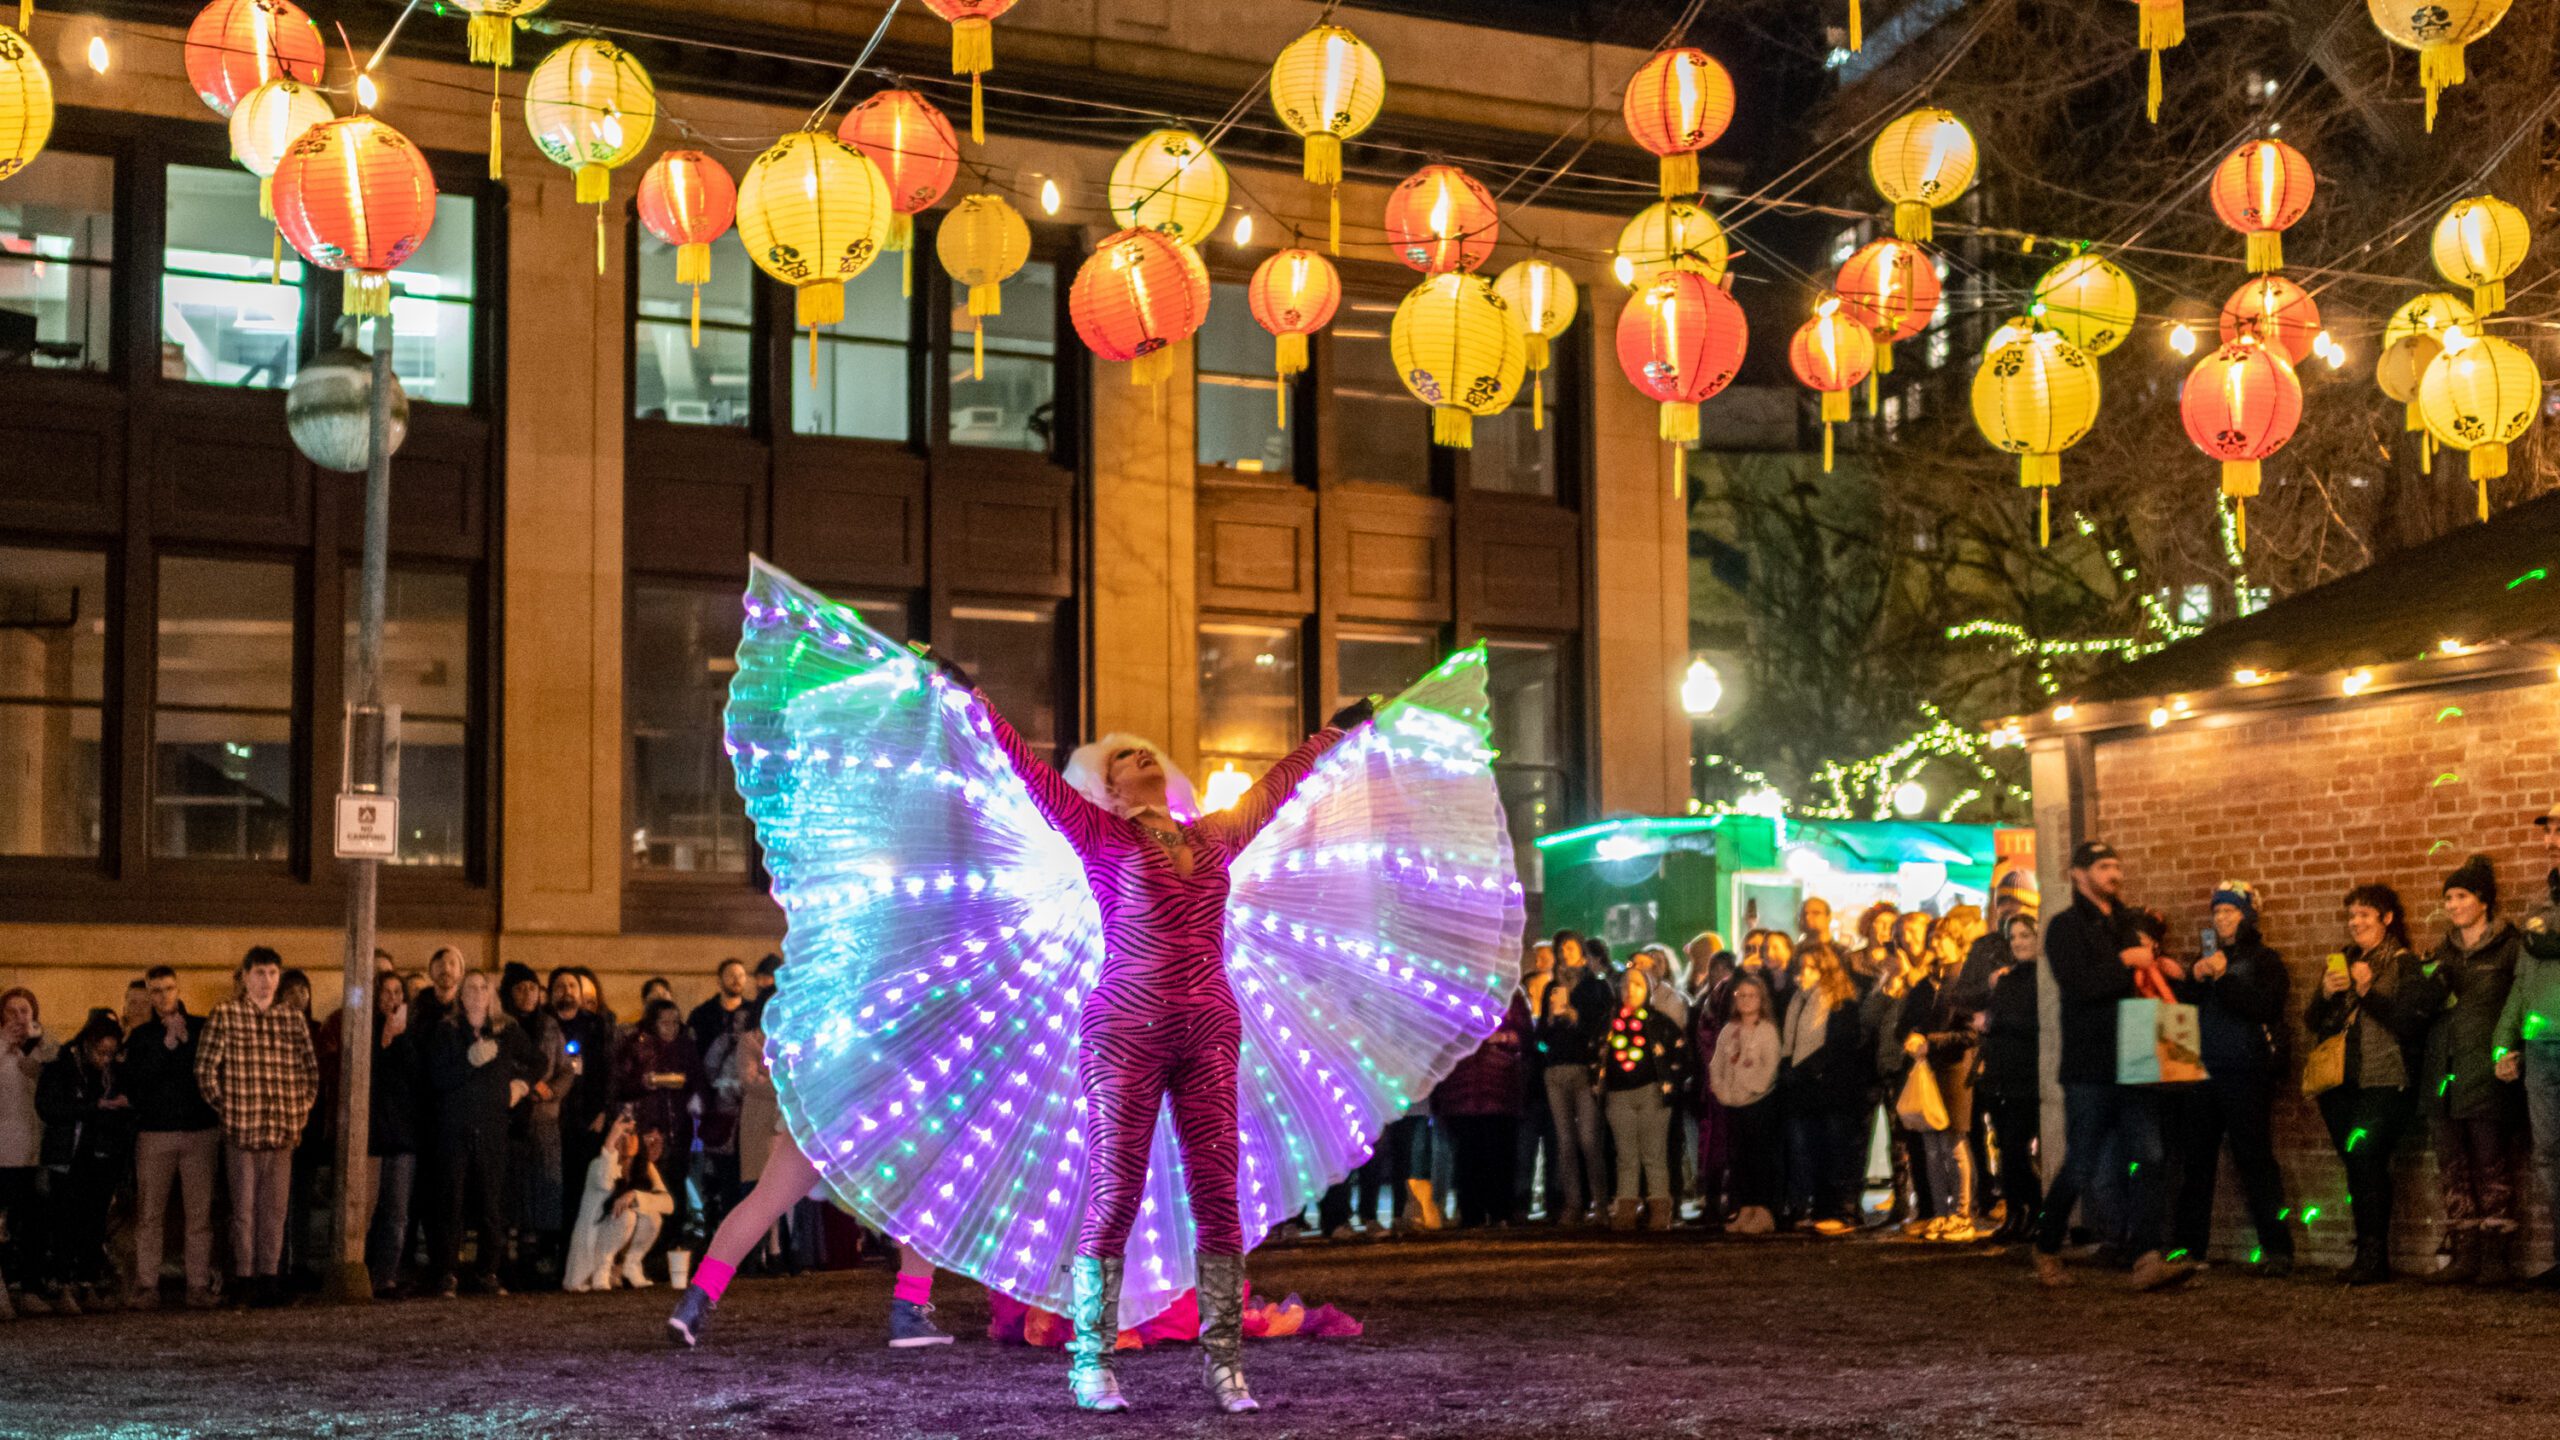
left=2424, top=854, right=2528, bottom=1285
left=2496, top=804, right=2560, bottom=1286
left=2165, top=880, right=2293, bottom=1276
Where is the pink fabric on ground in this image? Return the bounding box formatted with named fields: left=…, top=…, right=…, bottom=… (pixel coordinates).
left=695, top=1257, right=737, bottom=1303
left=893, top=1272, right=934, bottom=1305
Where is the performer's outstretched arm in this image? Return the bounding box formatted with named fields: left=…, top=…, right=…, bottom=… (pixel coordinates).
left=971, top=689, right=1111, bottom=856
left=1194, top=697, right=1371, bottom=849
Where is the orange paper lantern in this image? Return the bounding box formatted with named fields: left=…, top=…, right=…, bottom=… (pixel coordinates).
left=636, top=150, right=738, bottom=347
left=1615, top=270, right=1747, bottom=497
left=2217, top=274, right=2319, bottom=365
left=1788, top=302, right=1877, bottom=473
left=920, top=0, right=1015, bottom=142
left=183, top=0, right=325, bottom=119
left=2209, top=138, right=2314, bottom=273
left=1383, top=164, right=1497, bottom=275
left=1834, top=237, right=1941, bottom=381
left=1621, top=47, right=1735, bottom=199
left=2181, top=338, right=2302, bottom=549
left=840, top=89, right=961, bottom=295
left=271, top=114, right=437, bottom=318
left=1247, top=247, right=1341, bottom=427
left=1069, top=226, right=1211, bottom=389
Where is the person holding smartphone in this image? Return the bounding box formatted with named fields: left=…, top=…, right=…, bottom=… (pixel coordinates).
left=2303, top=884, right=2443, bottom=1285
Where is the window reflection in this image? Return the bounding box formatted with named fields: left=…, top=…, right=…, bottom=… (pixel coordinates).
left=791, top=259, right=910, bottom=441
left=379, top=193, right=477, bottom=406
left=0, top=151, right=114, bottom=373
left=1198, top=619, right=1301, bottom=773
left=628, top=585, right=752, bottom=873
left=950, top=260, right=1056, bottom=453
left=0, top=546, right=108, bottom=856
left=1328, top=287, right=1430, bottom=491
left=635, top=229, right=753, bottom=426
left=943, top=602, right=1058, bottom=749
left=1485, top=637, right=1567, bottom=892
left=1196, top=280, right=1287, bottom=476
left=161, top=164, right=304, bottom=390
left=154, top=557, right=298, bottom=861
left=1336, top=627, right=1438, bottom=711
left=346, top=570, right=472, bottom=867
left=1469, top=403, right=1557, bottom=497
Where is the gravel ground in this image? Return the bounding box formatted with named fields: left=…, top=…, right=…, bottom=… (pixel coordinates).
left=4, top=1230, right=2558, bottom=1440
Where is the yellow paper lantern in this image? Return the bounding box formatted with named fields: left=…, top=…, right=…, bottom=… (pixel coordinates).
left=1491, top=258, right=1579, bottom=431
left=2418, top=327, right=2540, bottom=520
left=229, top=78, right=333, bottom=218
left=2032, top=254, right=2137, bottom=356
left=1870, top=107, right=1975, bottom=243
left=2431, top=194, right=2528, bottom=316
left=2375, top=333, right=2443, bottom=472
left=0, top=25, right=54, bottom=184
left=524, top=40, right=655, bottom=204
left=1614, top=199, right=1729, bottom=289
left=2382, top=290, right=2475, bottom=352
left=935, top=192, right=1032, bottom=380
left=1390, top=272, right=1526, bottom=450
left=1267, top=23, right=1383, bottom=254
left=737, top=130, right=894, bottom=336
left=1107, top=127, right=1228, bottom=245
left=1972, top=328, right=2100, bottom=545
left=2368, top=0, right=2512, bottom=132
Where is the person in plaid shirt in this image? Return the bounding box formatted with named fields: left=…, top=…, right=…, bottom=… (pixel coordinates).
left=195, top=947, right=319, bottom=1307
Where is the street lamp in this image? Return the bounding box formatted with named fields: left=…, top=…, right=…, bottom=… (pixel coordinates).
left=1680, top=657, right=1722, bottom=716
left=1891, top=780, right=1928, bottom=817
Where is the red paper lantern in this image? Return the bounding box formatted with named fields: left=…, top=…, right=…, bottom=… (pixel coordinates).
left=839, top=89, right=961, bottom=295
left=920, top=0, right=1017, bottom=142
left=2180, top=338, right=2303, bottom=549
left=2217, top=274, right=2320, bottom=365
left=637, top=150, right=739, bottom=347
left=1383, top=164, right=1497, bottom=275
left=1615, top=270, right=1747, bottom=495
left=1834, top=237, right=1941, bottom=373
left=2209, top=138, right=2314, bottom=273
left=271, top=115, right=438, bottom=318
left=1070, top=226, right=1212, bottom=389
left=184, top=0, right=327, bottom=119
left=1788, top=303, right=1877, bottom=473
left=1621, top=47, right=1735, bottom=199
left=1247, top=248, right=1342, bottom=426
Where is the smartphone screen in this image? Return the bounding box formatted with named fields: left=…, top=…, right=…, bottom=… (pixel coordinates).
left=2199, top=927, right=2219, bottom=957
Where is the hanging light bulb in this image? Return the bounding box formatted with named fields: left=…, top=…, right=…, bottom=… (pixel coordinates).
left=86, top=34, right=111, bottom=76
left=1233, top=210, right=1253, bottom=247
left=2167, top=321, right=2197, bottom=356
left=355, top=71, right=380, bottom=110
left=1612, top=253, right=1635, bottom=286
left=1038, top=176, right=1061, bottom=216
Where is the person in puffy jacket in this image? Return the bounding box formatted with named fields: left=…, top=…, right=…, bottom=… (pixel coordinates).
left=1599, top=969, right=1689, bottom=1231
left=36, top=1012, right=132, bottom=1311
left=425, top=972, right=537, bottom=1298
left=2421, top=854, right=2526, bottom=1285
left=1977, top=916, right=2042, bottom=1243
left=2304, top=883, right=2443, bottom=1285
left=1886, top=916, right=1982, bottom=1241
left=2165, top=881, right=2293, bottom=1275
left=1709, top=973, right=1782, bottom=1234
left=1431, top=992, right=1529, bottom=1227
left=1780, top=943, right=1870, bottom=1233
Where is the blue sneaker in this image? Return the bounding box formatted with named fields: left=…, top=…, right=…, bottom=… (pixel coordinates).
left=888, top=1298, right=954, bottom=1348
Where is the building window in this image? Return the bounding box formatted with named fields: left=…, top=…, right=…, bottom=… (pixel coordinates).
left=1197, top=619, right=1302, bottom=790
left=942, top=601, right=1060, bottom=752
left=1336, top=626, right=1438, bottom=710
left=0, top=546, right=108, bottom=856
left=1196, top=280, right=1288, bottom=477
left=383, top=193, right=478, bottom=406
left=1468, top=403, right=1557, bottom=497
left=627, top=584, right=753, bottom=874
left=161, top=164, right=304, bottom=390
left=347, top=569, right=471, bottom=867
left=950, top=258, right=1057, bottom=452
left=1830, top=226, right=1860, bottom=265
left=1329, top=285, right=1430, bottom=491
left=791, top=259, right=909, bottom=441
left=1484, top=637, right=1568, bottom=891
left=0, top=150, right=114, bottom=373
left=154, top=556, right=298, bottom=861
left=634, top=227, right=753, bottom=426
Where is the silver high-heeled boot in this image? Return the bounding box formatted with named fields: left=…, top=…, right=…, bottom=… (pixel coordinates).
left=1195, top=1253, right=1259, bottom=1414
left=1067, top=1256, right=1129, bottom=1412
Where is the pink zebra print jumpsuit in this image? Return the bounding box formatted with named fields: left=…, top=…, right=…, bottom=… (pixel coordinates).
left=982, top=709, right=1343, bottom=1258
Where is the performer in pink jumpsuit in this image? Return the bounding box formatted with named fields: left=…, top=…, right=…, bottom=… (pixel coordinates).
left=967, top=675, right=1373, bottom=1413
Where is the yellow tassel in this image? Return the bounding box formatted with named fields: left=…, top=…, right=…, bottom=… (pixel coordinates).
left=2403, top=400, right=2422, bottom=435
left=1658, top=400, right=1700, bottom=445
left=969, top=281, right=1003, bottom=318
left=259, top=175, right=274, bottom=220
left=1865, top=367, right=1879, bottom=415
left=1433, top=405, right=1474, bottom=449
left=467, top=13, right=515, bottom=66
left=1672, top=443, right=1686, bottom=500
left=690, top=284, right=701, bottom=348
left=1328, top=187, right=1340, bottom=257
left=1130, top=345, right=1174, bottom=390
left=2021, top=452, right=2059, bottom=547
left=344, top=270, right=391, bottom=318
left=270, top=226, right=282, bottom=284
left=2471, top=440, right=2507, bottom=483
left=594, top=206, right=606, bottom=276
left=971, top=73, right=985, bottom=145
left=2419, top=41, right=2465, bottom=134
left=1533, top=369, right=1544, bottom=431
left=1658, top=151, right=1698, bottom=200
left=1849, top=0, right=1862, bottom=51
left=1823, top=421, right=1835, bottom=473
left=489, top=92, right=503, bottom=182
left=2246, top=231, right=2282, bottom=273
left=576, top=166, right=610, bottom=206
left=16, top=1, right=27, bottom=32
left=2233, top=497, right=2247, bottom=550
left=951, top=20, right=994, bottom=145
left=1893, top=201, right=1933, bottom=243
left=1303, top=133, right=1342, bottom=187
left=2221, top=457, right=2261, bottom=503
left=902, top=242, right=913, bottom=298
left=2139, top=0, right=2185, bottom=49
left=798, top=282, right=845, bottom=329
left=677, top=243, right=710, bottom=287
left=972, top=322, right=985, bottom=381
left=2420, top=430, right=2434, bottom=476
left=1277, top=370, right=1288, bottom=429
left=1875, top=340, right=1895, bottom=376
left=2473, top=280, right=2504, bottom=315
left=1821, top=390, right=1851, bottom=425
left=1275, top=332, right=1307, bottom=376
left=2146, top=47, right=2162, bottom=125
left=1524, top=333, right=1550, bottom=373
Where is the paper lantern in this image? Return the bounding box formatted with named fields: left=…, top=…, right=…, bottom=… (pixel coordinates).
left=271, top=115, right=437, bottom=318
left=2209, top=139, right=2314, bottom=273
left=1869, top=107, right=1975, bottom=243
left=287, top=345, right=409, bottom=473
left=452, top=0, right=548, bottom=67
left=524, top=38, right=656, bottom=276
left=1267, top=23, right=1383, bottom=253
left=1106, top=127, right=1228, bottom=245
left=1615, top=200, right=1730, bottom=289
left=1615, top=270, right=1746, bottom=495
left=637, top=150, right=738, bottom=347
left=936, top=192, right=1032, bottom=380
left=921, top=0, right=1016, bottom=142
left=2431, top=194, right=2528, bottom=315
left=1247, top=248, right=1341, bottom=427
left=2031, top=254, right=2137, bottom=356
left=2419, top=328, right=2540, bottom=519
left=841, top=89, right=961, bottom=296
left=229, top=78, right=331, bottom=217
left=1621, top=47, right=1735, bottom=199
left=0, top=25, right=48, bottom=184
left=1070, top=226, right=1211, bottom=389
left=1972, top=329, right=2099, bottom=545
left=1384, top=164, right=1497, bottom=276
left=1392, top=271, right=1526, bottom=451
left=1491, top=257, right=1579, bottom=430
left=1789, top=301, right=1877, bottom=473
left=737, top=129, right=895, bottom=335
left=2181, top=339, right=2303, bottom=548
left=2368, top=0, right=2512, bottom=132
left=2382, top=290, right=2474, bottom=351
left=1835, top=237, right=1941, bottom=378
left=183, top=0, right=324, bottom=119
left=2217, top=275, right=2319, bottom=366
left=2128, top=0, right=2183, bottom=121
left=2376, top=333, right=2443, bottom=472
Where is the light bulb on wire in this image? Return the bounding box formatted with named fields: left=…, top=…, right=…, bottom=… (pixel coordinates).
left=356, top=71, right=380, bottom=110
left=86, top=35, right=111, bottom=76
left=2167, top=322, right=2197, bottom=357
left=1038, top=177, right=1061, bottom=216
left=1233, top=210, right=1253, bottom=248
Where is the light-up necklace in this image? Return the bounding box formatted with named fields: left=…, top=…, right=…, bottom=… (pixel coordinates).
left=1126, top=805, right=1185, bottom=855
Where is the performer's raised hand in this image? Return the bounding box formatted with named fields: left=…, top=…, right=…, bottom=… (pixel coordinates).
left=909, top=641, right=976, bottom=692
left=1326, top=695, right=1376, bottom=731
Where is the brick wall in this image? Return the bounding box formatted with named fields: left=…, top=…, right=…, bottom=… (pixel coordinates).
left=2086, top=675, right=2560, bottom=1267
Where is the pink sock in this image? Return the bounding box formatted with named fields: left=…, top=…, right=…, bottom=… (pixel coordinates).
left=893, top=1272, right=934, bottom=1306
left=696, top=1258, right=736, bottom=1302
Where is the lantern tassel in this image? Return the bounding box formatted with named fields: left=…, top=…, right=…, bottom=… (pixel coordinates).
left=1433, top=405, right=1475, bottom=449
left=1672, top=443, right=1686, bottom=500
left=968, top=281, right=1003, bottom=318
left=1533, top=370, right=1545, bottom=431
left=2246, top=231, right=2281, bottom=273
left=972, top=321, right=985, bottom=381
left=594, top=207, right=606, bottom=276
left=2020, top=452, right=2060, bottom=547
left=1658, top=151, right=1698, bottom=201
left=467, top=13, right=515, bottom=66
left=1874, top=339, right=1895, bottom=376
left=891, top=213, right=915, bottom=298
left=1130, top=345, right=1174, bottom=390
left=2419, top=41, right=2465, bottom=134
left=1821, top=390, right=1849, bottom=473
left=2471, top=439, right=2507, bottom=483
left=16, top=1, right=27, bottom=33
left=2233, top=498, right=2246, bottom=550
left=2420, top=430, right=2434, bottom=476
left=1823, top=421, right=1835, bottom=473
left=1892, top=201, right=1933, bottom=243
left=487, top=67, right=504, bottom=181
left=1303, top=133, right=1342, bottom=187
left=1865, top=367, right=1879, bottom=416
left=575, top=165, right=610, bottom=207
left=1328, top=187, right=1341, bottom=257
left=799, top=282, right=845, bottom=329
left=271, top=227, right=282, bottom=284
left=2146, top=47, right=2162, bottom=125
left=259, top=175, right=274, bottom=220
left=1848, top=0, right=1862, bottom=51
left=677, top=242, right=710, bottom=287
left=2138, top=2, right=2182, bottom=125
left=691, top=284, right=701, bottom=348
left=344, top=270, right=391, bottom=318
left=1275, top=332, right=1307, bottom=428
left=1659, top=401, right=1700, bottom=446
left=951, top=18, right=994, bottom=144
left=2472, top=281, right=2504, bottom=315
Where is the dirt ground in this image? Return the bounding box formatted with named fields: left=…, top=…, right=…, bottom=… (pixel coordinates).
left=5, top=1230, right=2559, bottom=1440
